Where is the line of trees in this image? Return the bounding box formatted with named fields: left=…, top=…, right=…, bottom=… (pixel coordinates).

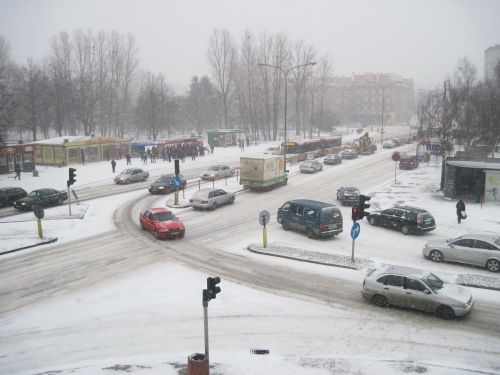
left=1, top=29, right=498, bottom=147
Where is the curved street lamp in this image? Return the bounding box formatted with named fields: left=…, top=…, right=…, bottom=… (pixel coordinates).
left=258, top=62, right=317, bottom=172
left=368, top=80, right=401, bottom=145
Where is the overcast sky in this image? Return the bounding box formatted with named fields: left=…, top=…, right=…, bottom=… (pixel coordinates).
left=1, top=0, right=499, bottom=93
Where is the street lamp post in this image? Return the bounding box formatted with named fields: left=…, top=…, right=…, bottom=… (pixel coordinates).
left=368, top=81, right=401, bottom=145
left=258, top=62, right=316, bottom=172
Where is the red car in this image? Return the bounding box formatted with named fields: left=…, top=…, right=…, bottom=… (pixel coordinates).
left=139, top=207, right=185, bottom=239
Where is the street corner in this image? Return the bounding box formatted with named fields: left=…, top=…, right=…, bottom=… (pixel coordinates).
left=165, top=197, right=191, bottom=209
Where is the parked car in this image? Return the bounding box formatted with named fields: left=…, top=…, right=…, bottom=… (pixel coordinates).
left=392, top=138, right=403, bottom=147
left=189, top=188, right=235, bottom=210
left=148, top=174, right=187, bottom=194
left=340, top=148, right=358, bottom=159
left=423, top=234, right=500, bottom=272
left=0, top=187, right=27, bottom=208
left=139, top=207, right=185, bottom=240
left=263, top=146, right=281, bottom=155
left=299, top=160, right=323, bottom=173
left=200, top=165, right=234, bottom=180
left=277, top=199, right=343, bottom=239
left=114, top=168, right=149, bottom=184
left=367, top=205, right=436, bottom=235
left=13, top=188, right=68, bottom=211
left=399, top=156, right=419, bottom=170
left=336, top=186, right=361, bottom=206
left=323, top=154, right=342, bottom=165
left=361, top=265, right=474, bottom=319
left=383, top=140, right=396, bottom=149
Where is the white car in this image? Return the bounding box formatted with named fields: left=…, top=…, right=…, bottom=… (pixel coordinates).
left=299, top=160, right=323, bottom=173
left=383, top=140, right=396, bottom=149
left=189, top=188, right=235, bottom=211
left=114, top=168, right=149, bottom=184
left=200, top=165, right=234, bottom=180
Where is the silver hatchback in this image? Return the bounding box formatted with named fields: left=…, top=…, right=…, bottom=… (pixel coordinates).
left=189, top=188, right=236, bottom=211
left=361, top=265, right=473, bottom=319
left=423, top=234, right=500, bottom=272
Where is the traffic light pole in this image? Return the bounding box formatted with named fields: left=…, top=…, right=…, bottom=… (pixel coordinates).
left=351, top=238, right=356, bottom=262
left=203, top=300, right=209, bottom=359
left=68, top=185, right=71, bottom=216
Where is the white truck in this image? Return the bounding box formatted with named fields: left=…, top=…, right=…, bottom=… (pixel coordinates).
left=240, top=155, right=288, bottom=191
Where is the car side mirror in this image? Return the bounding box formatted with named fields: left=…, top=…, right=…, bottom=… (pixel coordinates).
left=449, top=244, right=454, bottom=248
left=424, top=289, right=431, bottom=294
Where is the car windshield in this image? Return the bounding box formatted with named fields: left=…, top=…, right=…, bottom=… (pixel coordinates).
left=495, top=238, right=500, bottom=247
left=121, top=169, right=133, bottom=175
left=208, top=166, right=221, bottom=171
left=154, top=212, right=175, bottom=221
left=303, top=161, right=313, bottom=165
left=421, top=273, right=444, bottom=292
left=156, top=176, right=172, bottom=183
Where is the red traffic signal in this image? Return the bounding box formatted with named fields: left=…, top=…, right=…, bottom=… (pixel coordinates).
left=351, top=206, right=359, bottom=222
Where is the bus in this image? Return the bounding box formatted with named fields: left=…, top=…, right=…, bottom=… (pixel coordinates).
left=281, top=135, right=342, bottom=161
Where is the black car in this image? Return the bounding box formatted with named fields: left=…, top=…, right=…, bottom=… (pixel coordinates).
left=148, top=174, right=187, bottom=194
left=336, top=186, right=360, bottom=206
left=324, top=154, right=342, bottom=165
left=13, top=188, right=69, bottom=211
left=367, top=206, right=436, bottom=235
left=399, top=156, right=419, bottom=170
left=0, top=187, right=28, bottom=208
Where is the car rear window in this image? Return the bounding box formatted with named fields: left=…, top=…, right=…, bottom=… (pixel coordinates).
left=192, top=191, right=208, bottom=199
left=419, top=212, right=434, bottom=221
left=321, top=207, right=341, bottom=221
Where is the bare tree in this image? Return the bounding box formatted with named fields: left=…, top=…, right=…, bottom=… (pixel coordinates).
left=135, top=71, right=174, bottom=140
left=207, top=28, right=237, bottom=128
left=48, top=31, right=74, bottom=136
left=0, top=36, right=16, bottom=143
left=288, top=40, right=316, bottom=135
left=186, top=75, right=218, bottom=134
left=452, top=57, right=478, bottom=145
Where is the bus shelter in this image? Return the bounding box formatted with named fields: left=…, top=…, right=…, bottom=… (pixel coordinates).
left=206, top=130, right=244, bottom=148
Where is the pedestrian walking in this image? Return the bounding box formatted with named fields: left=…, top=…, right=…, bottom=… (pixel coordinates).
left=14, top=163, right=21, bottom=180
left=81, top=151, right=85, bottom=165
left=111, top=159, right=116, bottom=173
left=126, top=153, right=131, bottom=165
left=118, top=149, right=122, bottom=160
left=210, top=144, right=214, bottom=154
left=106, top=150, right=110, bottom=161
left=456, top=199, right=466, bottom=224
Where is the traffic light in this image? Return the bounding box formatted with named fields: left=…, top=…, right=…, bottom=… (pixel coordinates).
left=68, top=168, right=77, bottom=186
left=206, top=276, right=221, bottom=300
left=358, top=195, right=371, bottom=220
left=174, top=159, right=180, bottom=176
left=351, top=206, right=359, bottom=222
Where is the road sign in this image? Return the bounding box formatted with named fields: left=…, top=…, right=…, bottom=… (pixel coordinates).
left=172, top=176, right=181, bottom=188
left=391, top=152, right=401, bottom=162
left=351, top=222, right=360, bottom=239
left=33, top=204, right=44, bottom=220
left=259, top=210, right=270, bottom=226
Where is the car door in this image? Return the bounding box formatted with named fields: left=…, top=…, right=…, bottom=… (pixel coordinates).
left=382, top=275, right=406, bottom=307
left=391, top=209, right=406, bottom=229
left=290, top=204, right=305, bottom=231
left=446, top=238, right=474, bottom=263
left=404, top=277, right=436, bottom=313
left=304, top=207, right=318, bottom=230
left=469, top=240, right=497, bottom=267
left=216, top=189, right=227, bottom=205
left=46, top=189, right=57, bottom=205
left=379, top=208, right=396, bottom=227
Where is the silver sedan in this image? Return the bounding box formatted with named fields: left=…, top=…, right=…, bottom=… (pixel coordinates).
left=200, top=165, right=234, bottom=180
left=361, top=265, right=473, bottom=319
left=299, top=160, right=323, bottom=173
left=189, top=188, right=236, bottom=211
left=114, top=168, right=149, bottom=184
left=423, top=234, right=500, bottom=272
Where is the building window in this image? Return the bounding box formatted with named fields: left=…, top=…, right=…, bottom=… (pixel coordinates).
left=379, top=104, right=382, bottom=111
left=364, top=105, right=368, bottom=111
left=357, top=88, right=361, bottom=95
left=379, top=97, right=383, bottom=102
left=345, top=98, right=349, bottom=103
left=371, top=97, right=375, bottom=103
left=337, top=98, right=341, bottom=104
left=363, top=96, right=368, bottom=102
left=345, top=90, right=349, bottom=96
left=371, top=105, right=375, bottom=110
left=372, top=88, right=376, bottom=94
left=364, top=89, right=368, bottom=94
left=379, top=88, right=383, bottom=94
left=337, top=90, right=341, bottom=96
left=386, top=104, right=390, bottom=111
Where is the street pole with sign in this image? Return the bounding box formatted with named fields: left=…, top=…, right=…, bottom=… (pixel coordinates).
left=259, top=210, right=270, bottom=247
left=33, top=204, right=44, bottom=238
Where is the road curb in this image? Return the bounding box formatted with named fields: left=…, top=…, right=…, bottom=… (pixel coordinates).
left=0, top=237, right=58, bottom=256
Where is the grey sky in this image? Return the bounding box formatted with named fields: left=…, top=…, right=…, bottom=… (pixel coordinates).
left=1, top=0, right=499, bottom=92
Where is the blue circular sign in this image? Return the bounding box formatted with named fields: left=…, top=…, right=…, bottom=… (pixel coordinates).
left=172, top=176, right=181, bottom=188
left=351, top=222, right=360, bottom=239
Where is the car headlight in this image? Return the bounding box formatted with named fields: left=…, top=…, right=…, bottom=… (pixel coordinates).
left=21, top=202, right=26, bottom=206
left=159, top=229, right=170, bottom=233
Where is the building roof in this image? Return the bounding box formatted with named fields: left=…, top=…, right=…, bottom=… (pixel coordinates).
left=27, top=136, right=88, bottom=145
left=446, top=160, right=500, bottom=170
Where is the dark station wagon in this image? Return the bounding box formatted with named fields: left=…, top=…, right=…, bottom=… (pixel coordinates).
left=0, top=187, right=28, bottom=208
left=367, top=206, right=436, bottom=235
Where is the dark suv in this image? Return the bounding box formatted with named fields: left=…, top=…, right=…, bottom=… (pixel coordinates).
left=366, top=206, right=436, bottom=235
left=399, top=156, right=419, bottom=170
left=0, top=187, right=28, bottom=208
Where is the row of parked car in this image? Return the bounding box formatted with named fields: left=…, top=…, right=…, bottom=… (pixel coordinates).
left=0, top=187, right=68, bottom=211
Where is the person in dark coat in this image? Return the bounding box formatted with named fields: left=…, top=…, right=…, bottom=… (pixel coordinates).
left=126, top=153, right=131, bottom=165
left=111, top=159, right=116, bottom=173
left=14, top=163, right=21, bottom=180
left=456, top=199, right=466, bottom=224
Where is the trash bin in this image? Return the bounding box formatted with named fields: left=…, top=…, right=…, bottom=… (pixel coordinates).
left=187, top=353, right=209, bottom=375
left=33, top=170, right=39, bottom=177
